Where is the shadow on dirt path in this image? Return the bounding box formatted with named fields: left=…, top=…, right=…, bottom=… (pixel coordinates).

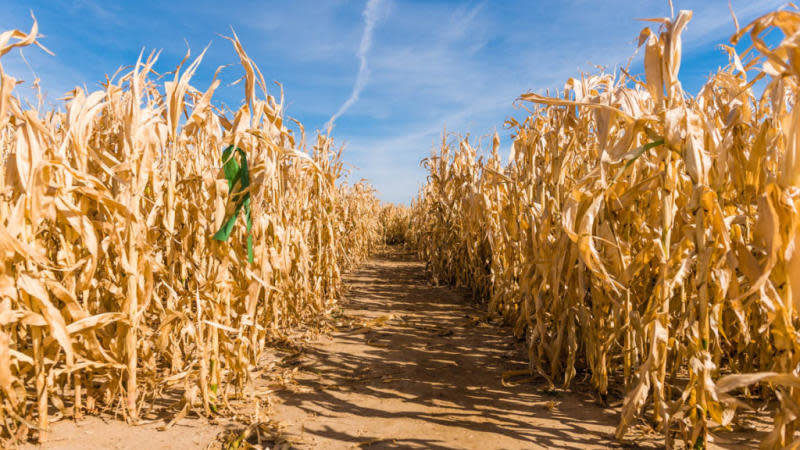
left=266, top=249, right=664, bottom=449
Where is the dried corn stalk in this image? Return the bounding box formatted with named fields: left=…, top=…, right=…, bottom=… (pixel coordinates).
left=379, top=203, right=411, bottom=245
left=411, top=8, right=800, bottom=449
left=0, top=19, right=381, bottom=444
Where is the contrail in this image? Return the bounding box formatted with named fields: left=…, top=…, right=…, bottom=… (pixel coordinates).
left=325, top=0, right=383, bottom=131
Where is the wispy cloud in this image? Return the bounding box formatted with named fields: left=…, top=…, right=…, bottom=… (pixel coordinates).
left=675, top=0, right=785, bottom=51
left=325, top=0, right=384, bottom=131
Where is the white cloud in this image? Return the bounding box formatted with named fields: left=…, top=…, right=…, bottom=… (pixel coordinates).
left=325, top=0, right=385, bottom=130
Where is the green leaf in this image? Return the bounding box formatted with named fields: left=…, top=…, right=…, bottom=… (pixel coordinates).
left=212, top=146, right=254, bottom=264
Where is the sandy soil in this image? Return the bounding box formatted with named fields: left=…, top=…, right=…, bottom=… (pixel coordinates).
left=32, top=248, right=767, bottom=449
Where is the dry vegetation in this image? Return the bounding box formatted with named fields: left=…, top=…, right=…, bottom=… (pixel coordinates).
left=5, top=4, right=800, bottom=450
left=378, top=203, right=411, bottom=245
left=0, top=19, right=383, bottom=445
left=410, top=8, right=800, bottom=449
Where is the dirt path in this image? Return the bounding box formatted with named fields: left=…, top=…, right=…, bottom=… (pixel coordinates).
left=37, top=248, right=766, bottom=449
left=264, top=249, right=660, bottom=449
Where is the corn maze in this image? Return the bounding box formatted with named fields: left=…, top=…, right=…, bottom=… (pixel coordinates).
left=2, top=5, right=800, bottom=450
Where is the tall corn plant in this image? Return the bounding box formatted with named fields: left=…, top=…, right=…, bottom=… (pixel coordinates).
left=411, top=8, right=800, bottom=449
left=0, top=19, right=381, bottom=444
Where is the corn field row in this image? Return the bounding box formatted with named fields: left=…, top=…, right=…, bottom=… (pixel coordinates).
left=378, top=203, right=411, bottom=246
left=0, top=20, right=385, bottom=444
left=410, top=8, right=800, bottom=448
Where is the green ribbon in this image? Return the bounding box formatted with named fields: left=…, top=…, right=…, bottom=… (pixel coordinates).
left=212, top=145, right=253, bottom=264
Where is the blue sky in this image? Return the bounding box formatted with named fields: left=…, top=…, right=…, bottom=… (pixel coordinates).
left=0, top=0, right=786, bottom=204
